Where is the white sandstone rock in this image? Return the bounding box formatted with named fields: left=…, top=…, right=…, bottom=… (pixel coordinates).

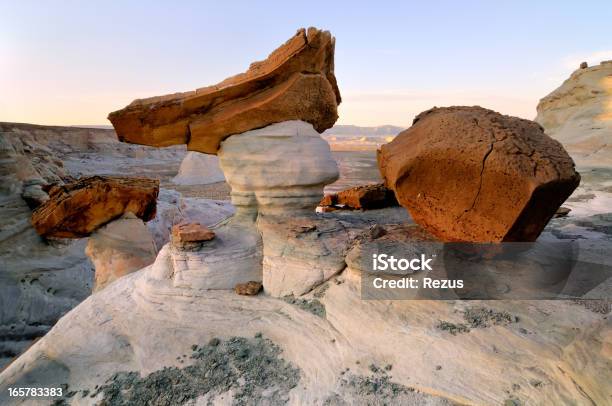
left=142, top=222, right=262, bottom=293
left=86, top=213, right=157, bottom=292
left=218, top=120, right=339, bottom=216
left=172, top=151, right=225, bottom=185
left=536, top=61, right=612, bottom=167
left=1, top=266, right=609, bottom=405
left=258, top=215, right=349, bottom=297
left=147, top=188, right=235, bottom=249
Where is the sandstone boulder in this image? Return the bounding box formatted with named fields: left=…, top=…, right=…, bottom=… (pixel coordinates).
left=31, top=176, right=159, bottom=238
left=86, top=213, right=157, bottom=292
left=378, top=106, right=580, bottom=242
left=108, top=27, right=341, bottom=154
left=319, top=183, right=398, bottom=210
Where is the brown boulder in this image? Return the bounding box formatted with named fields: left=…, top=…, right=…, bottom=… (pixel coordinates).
left=319, top=183, right=398, bottom=210
left=108, top=27, right=341, bottom=154
left=171, top=222, right=215, bottom=243
left=235, top=281, right=263, bottom=296
left=378, top=106, right=580, bottom=242
left=31, top=176, right=159, bottom=238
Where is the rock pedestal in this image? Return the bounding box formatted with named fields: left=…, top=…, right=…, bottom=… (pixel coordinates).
left=218, top=120, right=339, bottom=217
left=86, top=213, right=157, bottom=292
left=258, top=215, right=349, bottom=297
left=217, top=120, right=343, bottom=296
left=141, top=121, right=341, bottom=296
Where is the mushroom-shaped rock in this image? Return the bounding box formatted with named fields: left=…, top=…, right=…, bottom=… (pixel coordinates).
left=108, top=27, right=341, bottom=154
left=378, top=106, right=580, bottom=242
left=31, top=176, right=159, bottom=238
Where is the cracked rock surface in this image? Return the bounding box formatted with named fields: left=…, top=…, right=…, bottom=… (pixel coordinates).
left=378, top=106, right=581, bottom=242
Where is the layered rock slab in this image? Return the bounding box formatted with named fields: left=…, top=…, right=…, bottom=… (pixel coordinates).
left=31, top=176, right=159, bottom=238
left=378, top=106, right=581, bottom=242
left=536, top=61, right=612, bottom=167
left=108, top=27, right=341, bottom=154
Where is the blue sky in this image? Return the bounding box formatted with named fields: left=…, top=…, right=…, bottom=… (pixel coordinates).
left=1, top=0, right=611, bottom=126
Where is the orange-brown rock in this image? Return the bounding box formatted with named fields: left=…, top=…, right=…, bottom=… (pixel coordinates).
left=31, top=176, right=159, bottom=238
left=378, top=106, right=581, bottom=242
left=171, top=222, right=215, bottom=243
left=108, top=27, right=341, bottom=154
left=234, top=281, right=263, bottom=296
left=319, top=183, right=398, bottom=210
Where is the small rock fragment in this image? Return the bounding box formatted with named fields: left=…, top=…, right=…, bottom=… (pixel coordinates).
left=172, top=222, right=215, bottom=243
left=235, top=281, right=263, bottom=296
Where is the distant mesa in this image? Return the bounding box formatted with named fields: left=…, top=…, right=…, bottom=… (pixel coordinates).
left=32, top=175, right=159, bottom=238
left=378, top=106, right=580, bottom=242
left=536, top=61, right=612, bottom=167
left=108, top=27, right=340, bottom=154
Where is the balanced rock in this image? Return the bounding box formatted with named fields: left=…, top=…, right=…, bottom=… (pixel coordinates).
left=319, top=183, right=398, bottom=210
left=86, top=213, right=157, bottom=292
left=108, top=27, right=340, bottom=154
left=31, top=176, right=159, bottom=238
left=378, top=106, right=580, bottom=242
left=536, top=61, right=612, bottom=167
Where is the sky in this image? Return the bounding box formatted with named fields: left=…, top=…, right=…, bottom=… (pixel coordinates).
left=1, top=0, right=612, bottom=127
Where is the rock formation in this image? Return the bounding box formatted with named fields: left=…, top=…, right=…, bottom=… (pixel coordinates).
left=172, top=152, right=225, bottom=185
left=142, top=120, right=341, bottom=296
left=32, top=176, right=159, bottom=238
left=378, top=106, right=581, bottom=242
left=218, top=121, right=339, bottom=216
left=30, top=176, right=161, bottom=292
left=2, top=251, right=610, bottom=405
left=108, top=27, right=341, bottom=154
left=86, top=213, right=157, bottom=291
left=319, top=183, right=398, bottom=210
left=536, top=61, right=612, bottom=167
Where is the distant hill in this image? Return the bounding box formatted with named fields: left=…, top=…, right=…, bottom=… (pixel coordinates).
left=71, top=124, right=406, bottom=136
left=323, top=125, right=404, bottom=136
